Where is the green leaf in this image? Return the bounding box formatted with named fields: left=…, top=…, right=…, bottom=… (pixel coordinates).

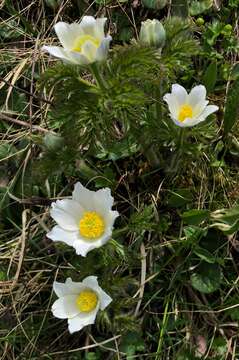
left=191, top=262, right=222, bottom=293
left=182, top=209, right=209, bottom=225
left=230, top=63, right=239, bottom=80
left=211, top=206, right=239, bottom=235
left=142, top=0, right=168, bottom=9
left=171, top=0, right=189, bottom=17
left=168, top=188, right=193, bottom=208
left=43, top=133, right=65, bottom=152
left=119, top=27, right=134, bottom=42
left=203, top=61, right=217, bottom=93
left=199, top=229, right=225, bottom=253
left=211, top=337, right=228, bottom=357
left=44, top=0, right=62, bottom=8
left=193, top=246, right=215, bottom=263
left=120, top=332, right=145, bottom=357
left=183, top=226, right=206, bottom=245
left=224, top=78, right=239, bottom=135
left=189, top=0, right=213, bottom=15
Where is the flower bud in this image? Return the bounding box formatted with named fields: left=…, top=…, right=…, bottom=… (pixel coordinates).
left=139, top=19, right=166, bottom=48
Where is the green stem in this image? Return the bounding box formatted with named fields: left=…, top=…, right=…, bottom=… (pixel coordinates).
left=166, top=128, right=185, bottom=176
left=139, top=133, right=161, bottom=168
left=179, top=128, right=185, bottom=150
left=155, top=86, right=162, bottom=123
left=89, top=63, right=107, bottom=90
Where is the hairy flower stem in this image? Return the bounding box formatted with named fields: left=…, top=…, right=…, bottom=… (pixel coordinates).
left=155, top=86, right=162, bottom=123
left=89, top=63, right=107, bottom=90
left=179, top=128, right=185, bottom=149
left=140, top=135, right=161, bottom=168
left=167, top=128, right=185, bottom=175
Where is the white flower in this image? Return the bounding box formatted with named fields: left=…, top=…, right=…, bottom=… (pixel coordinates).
left=47, top=182, right=119, bottom=256
left=163, top=84, right=219, bottom=127
left=52, top=276, right=112, bottom=333
left=139, top=19, right=166, bottom=48
left=42, top=16, right=112, bottom=65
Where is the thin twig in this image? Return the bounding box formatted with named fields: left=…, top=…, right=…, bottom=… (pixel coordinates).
left=0, top=76, right=53, bottom=105
left=0, top=112, right=54, bottom=134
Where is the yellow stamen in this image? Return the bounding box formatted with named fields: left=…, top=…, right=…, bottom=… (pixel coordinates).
left=72, top=35, right=100, bottom=52
left=76, top=290, right=98, bottom=312
left=79, top=211, right=105, bottom=239
left=178, top=104, right=193, bottom=122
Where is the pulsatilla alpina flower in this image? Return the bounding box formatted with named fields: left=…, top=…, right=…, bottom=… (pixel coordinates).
left=139, top=19, right=166, bottom=48
left=163, top=84, right=219, bottom=127
left=42, top=16, right=112, bottom=65
left=47, top=182, right=119, bottom=256
left=52, top=276, right=112, bottom=333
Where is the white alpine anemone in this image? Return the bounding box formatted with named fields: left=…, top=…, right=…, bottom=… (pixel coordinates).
left=52, top=276, right=112, bottom=333
left=163, top=84, right=219, bottom=127
left=139, top=19, right=166, bottom=48
left=47, top=182, right=119, bottom=256
left=42, top=16, right=112, bottom=65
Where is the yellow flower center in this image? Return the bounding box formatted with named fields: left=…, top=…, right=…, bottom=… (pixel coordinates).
left=76, top=290, right=98, bottom=312
left=178, top=104, right=193, bottom=122
left=79, top=211, right=105, bottom=239
left=72, top=35, right=100, bottom=52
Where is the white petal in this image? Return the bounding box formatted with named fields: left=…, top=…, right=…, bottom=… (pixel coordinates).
left=163, top=93, right=179, bottom=118
left=95, top=36, right=111, bottom=61
left=53, top=280, right=70, bottom=297
left=72, top=239, right=96, bottom=257
left=42, top=45, right=73, bottom=63
left=191, top=105, right=219, bottom=126
left=93, top=188, right=114, bottom=213
left=82, top=275, right=99, bottom=288
left=72, top=182, right=94, bottom=211
left=104, top=210, right=119, bottom=231
left=68, top=51, right=90, bottom=65
left=50, top=199, right=83, bottom=231
left=171, top=84, right=188, bottom=105
left=47, top=225, right=78, bottom=246
left=79, top=16, right=97, bottom=37
left=68, top=310, right=97, bottom=333
left=173, top=118, right=195, bottom=127
left=65, top=278, right=86, bottom=294
left=52, top=295, right=79, bottom=319
left=188, top=85, right=208, bottom=116
left=54, top=22, right=83, bottom=49
left=188, top=85, right=206, bottom=106
left=72, top=238, right=103, bottom=257
left=72, top=228, right=112, bottom=256
left=170, top=117, right=186, bottom=127
left=81, top=276, right=112, bottom=310
left=53, top=278, right=85, bottom=297
left=81, top=40, right=98, bottom=63
left=95, top=18, right=108, bottom=39
left=199, top=104, right=219, bottom=118
left=98, top=290, right=112, bottom=310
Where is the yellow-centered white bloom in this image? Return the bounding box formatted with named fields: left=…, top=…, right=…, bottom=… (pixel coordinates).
left=52, top=276, right=112, bottom=333
left=42, top=16, right=112, bottom=65
left=163, top=84, right=219, bottom=127
left=47, top=182, right=119, bottom=256
left=139, top=19, right=166, bottom=48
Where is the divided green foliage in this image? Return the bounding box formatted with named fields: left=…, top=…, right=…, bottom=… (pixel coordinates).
left=189, top=0, right=213, bottom=16
left=203, top=61, right=217, bottom=93
left=223, top=78, right=239, bottom=135
left=171, top=0, right=189, bottom=18
left=37, top=20, right=200, bottom=179
left=37, top=46, right=162, bottom=178
left=163, top=17, right=199, bottom=75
